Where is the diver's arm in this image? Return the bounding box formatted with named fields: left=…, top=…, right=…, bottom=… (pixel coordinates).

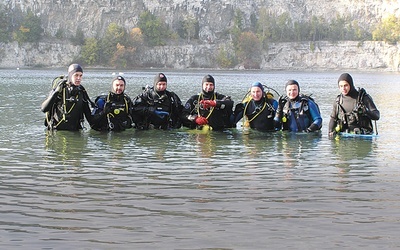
left=41, top=89, right=61, bottom=113
left=363, top=95, right=380, bottom=120
left=307, top=100, right=322, bottom=131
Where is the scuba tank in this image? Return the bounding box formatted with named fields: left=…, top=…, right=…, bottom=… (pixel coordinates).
left=44, top=75, right=68, bottom=129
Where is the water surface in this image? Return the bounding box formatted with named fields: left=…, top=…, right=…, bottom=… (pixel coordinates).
left=0, top=69, right=399, bottom=249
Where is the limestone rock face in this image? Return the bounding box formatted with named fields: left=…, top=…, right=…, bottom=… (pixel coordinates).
left=260, top=41, right=400, bottom=71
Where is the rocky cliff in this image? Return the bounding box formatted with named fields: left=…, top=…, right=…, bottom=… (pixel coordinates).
left=2, top=40, right=399, bottom=71
left=1, top=0, right=400, bottom=71
left=3, top=0, right=399, bottom=41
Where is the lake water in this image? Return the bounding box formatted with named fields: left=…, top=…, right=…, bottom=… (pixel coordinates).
left=1, top=68, right=399, bottom=249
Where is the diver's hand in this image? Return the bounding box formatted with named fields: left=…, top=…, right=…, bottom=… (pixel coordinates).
left=195, top=116, right=208, bottom=125
left=200, top=100, right=216, bottom=109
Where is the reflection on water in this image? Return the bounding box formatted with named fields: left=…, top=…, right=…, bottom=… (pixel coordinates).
left=44, top=130, right=89, bottom=166
left=1, top=69, right=400, bottom=249
left=330, top=137, right=378, bottom=178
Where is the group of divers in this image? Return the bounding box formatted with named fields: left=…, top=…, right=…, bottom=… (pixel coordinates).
left=41, top=64, right=380, bottom=137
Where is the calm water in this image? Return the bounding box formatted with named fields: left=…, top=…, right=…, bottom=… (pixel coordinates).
left=1, top=69, right=400, bottom=249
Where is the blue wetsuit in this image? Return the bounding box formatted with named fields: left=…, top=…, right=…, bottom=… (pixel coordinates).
left=274, top=95, right=322, bottom=132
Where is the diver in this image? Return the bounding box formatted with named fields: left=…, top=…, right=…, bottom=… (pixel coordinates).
left=232, top=82, right=278, bottom=131
left=274, top=80, right=322, bottom=133
left=91, top=75, right=134, bottom=131
left=328, top=73, right=380, bottom=136
left=41, top=64, right=94, bottom=131
left=181, top=74, right=234, bottom=131
left=131, top=73, right=183, bottom=129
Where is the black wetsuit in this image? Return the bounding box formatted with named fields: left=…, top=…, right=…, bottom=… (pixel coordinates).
left=132, top=87, right=183, bottom=129
left=91, top=92, right=134, bottom=131
left=41, top=84, right=93, bottom=131
left=329, top=88, right=380, bottom=134
left=182, top=92, right=234, bottom=131
left=233, top=96, right=278, bottom=131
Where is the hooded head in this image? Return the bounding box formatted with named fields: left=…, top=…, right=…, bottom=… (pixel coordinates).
left=111, top=75, right=126, bottom=95
left=202, top=74, right=215, bottom=97
left=338, top=73, right=357, bottom=96
left=251, top=82, right=264, bottom=93
left=153, top=73, right=167, bottom=94
left=285, top=80, right=300, bottom=100
left=251, top=82, right=264, bottom=102
left=67, top=64, right=83, bottom=86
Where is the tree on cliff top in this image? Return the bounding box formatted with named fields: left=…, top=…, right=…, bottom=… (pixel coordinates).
left=81, top=38, right=100, bottom=65
left=372, top=14, right=400, bottom=44
left=0, top=5, right=12, bottom=42
left=13, top=9, right=43, bottom=45
left=99, top=22, right=128, bottom=64
left=236, top=31, right=262, bottom=69
left=138, top=11, right=169, bottom=46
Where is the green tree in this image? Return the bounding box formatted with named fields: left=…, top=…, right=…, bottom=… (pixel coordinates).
left=110, top=43, right=137, bottom=68
left=100, top=22, right=127, bottom=65
left=309, top=16, right=322, bottom=41
left=128, top=27, right=144, bottom=47
left=0, top=5, right=11, bottom=42
left=352, top=20, right=371, bottom=41
left=216, top=45, right=235, bottom=68
left=55, top=28, right=63, bottom=39
left=236, top=31, right=262, bottom=69
left=178, top=16, right=198, bottom=43
left=372, top=15, right=400, bottom=43
left=293, top=20, right=311, bottom=42
left=81, top=37, right=100, bottom=65
left=138, top=11, right=168, bottom=46
left=14, top=9, right=43, bottom=44
left=250, top=13, right=258, bottom=32
left=255, top=11, right=371, bottom=43
left=256, top=8, right=276, bottom=48
left=328, top=15, right=347, bottom=41
left=71, top=28, right=85, bottom=45
left=114, top=27, right=145, bottom=68
left=276, top=12, right=292, bottom=41
left=231, top=9, right=245, bottom=48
